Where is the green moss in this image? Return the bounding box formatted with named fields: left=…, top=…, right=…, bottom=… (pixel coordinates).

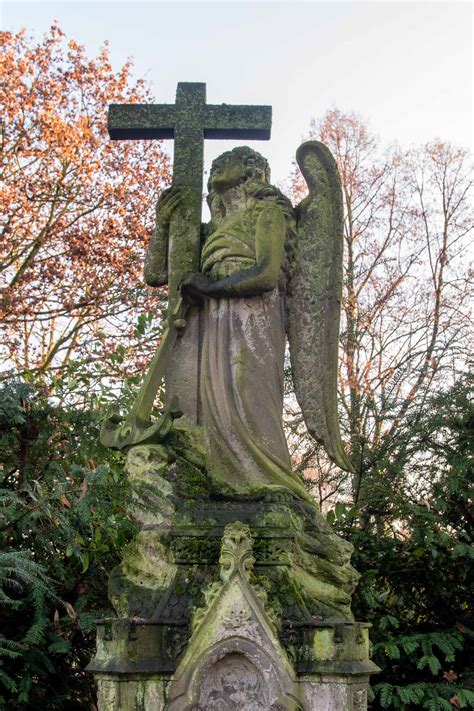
left=129, top=425, right=212, bottom=502
left=172, top=456, right=210, bottom=499
left=312, top=628, right=335, bottom=660
left=251, top=569, right=308, bottom=624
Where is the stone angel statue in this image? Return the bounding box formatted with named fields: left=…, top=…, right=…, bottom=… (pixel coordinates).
left=99, top=141, right=359, bottom=620
left=138, top=141, right=352, bottom=502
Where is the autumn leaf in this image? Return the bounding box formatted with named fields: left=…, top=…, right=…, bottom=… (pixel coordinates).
left=443, top=670, right=458, bottom=682
left=60, top=494, right=71, bottom=508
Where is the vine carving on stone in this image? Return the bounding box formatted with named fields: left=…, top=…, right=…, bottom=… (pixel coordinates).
left=192, top=522, right=256, bottom=631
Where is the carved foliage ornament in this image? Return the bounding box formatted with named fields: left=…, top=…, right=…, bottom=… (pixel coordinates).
left=352, top=688, right=367, bottom=711
left=219, top=522, right=255, bottom=582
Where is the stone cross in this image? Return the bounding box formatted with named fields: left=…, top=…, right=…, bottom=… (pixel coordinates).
left=108, top=83, right=272, bottom=424
left=108, top=82, right=272, bottom=303
left=109, top=81, right=271, bottom=187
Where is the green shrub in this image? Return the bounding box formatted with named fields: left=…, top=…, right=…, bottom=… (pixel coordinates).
left=331, top=377, right=473, bottom=709
left=0, top=381, right=137, bottom=709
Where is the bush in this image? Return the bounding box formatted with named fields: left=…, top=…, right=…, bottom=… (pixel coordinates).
left=0, top=381, right=137, bottom=709
left=330, top=377, right=474, bottom=709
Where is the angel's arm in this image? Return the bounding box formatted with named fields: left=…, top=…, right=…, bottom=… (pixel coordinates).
left=144, top=186, right=187, bottom=287
left=195, top=205, right=285, bottom=299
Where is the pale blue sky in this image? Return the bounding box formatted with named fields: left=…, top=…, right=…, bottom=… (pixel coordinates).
left=2, top=1, right=472, bottom=184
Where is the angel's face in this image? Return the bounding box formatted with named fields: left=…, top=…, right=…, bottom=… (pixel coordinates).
left=209, top=154, right=246, bottom=193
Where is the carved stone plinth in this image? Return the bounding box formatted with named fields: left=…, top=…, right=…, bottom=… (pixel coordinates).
left=89, top=619, right=377, bottom=710
left=106, top=444, right=360, bottom=623
left=88, top=512, right=378, bottom=709
left=299, top=675, right=370, bottom=710
left=95, top=675, right=168, bottom=710
left=87, top=446, right=379, bottom=708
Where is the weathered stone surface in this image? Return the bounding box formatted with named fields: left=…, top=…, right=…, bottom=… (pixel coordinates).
left=89, top=621, right=376, bottom=709
left=169, top=493, right=358, bottom=623
left=287, top=141, right=353, bottom=472
left=108, top=83, right=272, bottom=146
left=96, top=675, right=168, bottom=710
left=196, top=652, right=272, bottom=709
left=125, top=444, right=174, bottom=528
left=88, top=520, right=376, bottom=709
left=105, top=438, right=360, bottom=629
left=89, top=434, right=377, bottom=709
left=298, top=675, right=370, bottom=710
left=88, top=618, right=185, bottom=676
left=107, top=445, right=177, bottom=618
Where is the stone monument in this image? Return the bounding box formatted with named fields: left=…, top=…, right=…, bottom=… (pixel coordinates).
left=87, top=82, right=379, bottom=709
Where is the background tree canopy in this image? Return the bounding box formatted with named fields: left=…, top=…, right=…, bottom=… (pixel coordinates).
left=1, top=24, right=171, bottom=397
left=0, top=24, right=472, bottom=711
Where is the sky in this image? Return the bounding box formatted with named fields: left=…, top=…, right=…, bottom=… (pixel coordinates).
left=2, top=0, right=473, bottom=186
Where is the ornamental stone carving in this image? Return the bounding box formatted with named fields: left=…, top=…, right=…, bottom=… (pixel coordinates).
left=167, top=522, right=302, bottom=711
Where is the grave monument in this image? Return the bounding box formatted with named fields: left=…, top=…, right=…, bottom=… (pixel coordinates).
left=87, top=83, right=379, bottom=709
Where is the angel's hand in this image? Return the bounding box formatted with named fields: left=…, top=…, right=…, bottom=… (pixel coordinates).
left=180, top=272, right=213, bottom=305
left=156, top=186, right=184, bottom=227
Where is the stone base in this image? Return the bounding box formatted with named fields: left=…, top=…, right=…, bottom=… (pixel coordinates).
left=89, top=623, right=378, bottom=710
left=299, top=675, right=370, bottom=710
left=107, top=443, right=359, bottom=625
left=94, top=673, right=371, bottom=710
left=96, top=675, right=168, bottom=710
left=92, top=664, right=374, bottom=710
left=88, top=523, right=378, bottom=710
left=88, top=446, right=379, bottom=708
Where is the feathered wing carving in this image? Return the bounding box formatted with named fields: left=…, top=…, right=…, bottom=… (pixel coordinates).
left=287, top=141, right=353, bottom=472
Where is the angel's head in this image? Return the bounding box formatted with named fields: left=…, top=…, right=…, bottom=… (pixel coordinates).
left=208, top=146, right=270, bottom=195
left=207, top=147, right=292, bottom=225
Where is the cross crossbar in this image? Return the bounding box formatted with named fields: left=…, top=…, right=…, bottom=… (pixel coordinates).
left=108, top=83, right=271, bottom=142
left=108, top=103, right=272, bottom=141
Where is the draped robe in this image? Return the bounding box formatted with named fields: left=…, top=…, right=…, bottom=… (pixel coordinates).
left=199, top=207, right=311, bottom=501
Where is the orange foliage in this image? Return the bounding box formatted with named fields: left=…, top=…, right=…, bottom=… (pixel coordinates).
left=0, top=24, right=171, bottom=385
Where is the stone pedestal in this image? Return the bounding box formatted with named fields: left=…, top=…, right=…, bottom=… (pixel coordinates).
left=89, top=617, right=378, bottom=709
left=87, top=445, right=379, bottom=709
left=299, top=675, right=370, bottom=710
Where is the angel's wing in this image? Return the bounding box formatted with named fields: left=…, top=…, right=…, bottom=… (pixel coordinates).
left=287, top=141, right=353, bottom=472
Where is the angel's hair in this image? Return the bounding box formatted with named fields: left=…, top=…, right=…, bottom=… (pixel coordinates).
left=208, top=145, right=271, bottom=187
